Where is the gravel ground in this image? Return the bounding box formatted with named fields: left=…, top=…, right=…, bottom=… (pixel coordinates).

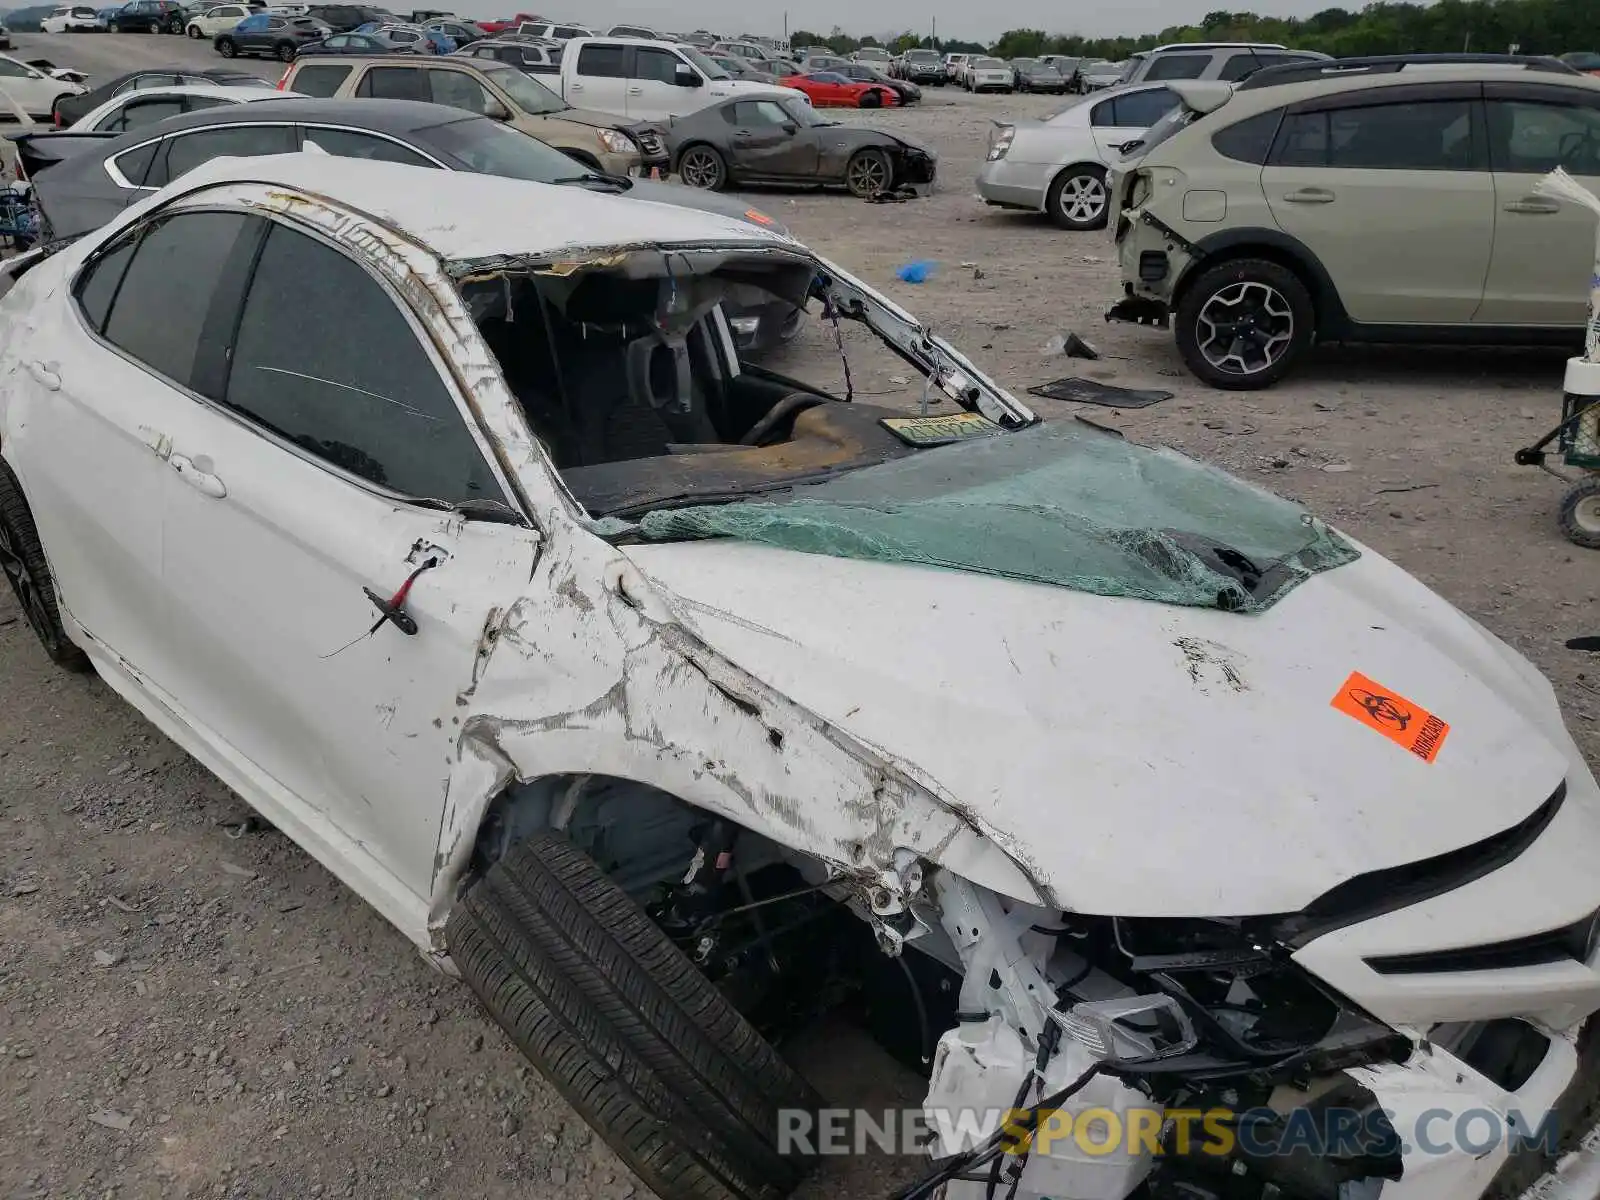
left=3, top=31, right=1599, bottom=1200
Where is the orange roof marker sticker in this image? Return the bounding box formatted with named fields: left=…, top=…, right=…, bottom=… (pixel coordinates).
left=1331, top=671, right=1451, bottom=764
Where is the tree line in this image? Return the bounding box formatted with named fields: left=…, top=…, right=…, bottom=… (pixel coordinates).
left=792, top=0, right=1594, bottom=62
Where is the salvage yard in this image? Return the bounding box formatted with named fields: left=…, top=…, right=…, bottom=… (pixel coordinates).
left=2, top=30, right=1599, bottom=1200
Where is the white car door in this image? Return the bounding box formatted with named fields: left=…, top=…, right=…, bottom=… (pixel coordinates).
left=628, top=44, right=701, bottom=119
left=203, top=5, right=247, bottom=35
left=0, top=218, right=204, bottom=687
left=565, top=40, right=629, bottom=114
left=140, top=211, right=538, bottom=896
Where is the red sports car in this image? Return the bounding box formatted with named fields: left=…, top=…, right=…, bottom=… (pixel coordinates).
left=777, top=70, right=899, bottom=108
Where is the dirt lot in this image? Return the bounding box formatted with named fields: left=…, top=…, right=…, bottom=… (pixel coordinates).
left=2, top=31, right=1598, bottom=1200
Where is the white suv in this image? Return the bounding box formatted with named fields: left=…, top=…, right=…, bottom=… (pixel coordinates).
left=1119, top=42, right=1329, bottom=87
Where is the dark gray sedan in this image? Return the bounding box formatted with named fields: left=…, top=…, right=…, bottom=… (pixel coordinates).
left=1009, top=58, right=1067, bottom=94
left=10, top=98, right=804, bottom=350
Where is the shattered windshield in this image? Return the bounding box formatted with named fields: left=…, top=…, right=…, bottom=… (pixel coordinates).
left=636, top=421, right=1359, bottom=613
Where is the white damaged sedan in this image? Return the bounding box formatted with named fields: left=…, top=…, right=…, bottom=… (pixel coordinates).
left=2, top=154, right=1600, bottom=1200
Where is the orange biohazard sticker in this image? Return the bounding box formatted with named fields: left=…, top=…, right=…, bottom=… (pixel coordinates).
left=1330, top=671, right=1451, bottom=764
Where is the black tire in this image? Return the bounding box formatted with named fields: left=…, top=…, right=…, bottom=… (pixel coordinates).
left=859, top=87, right=882, bottom=108
left=1045, top=164, right=1109, bottom=231
left=1174, top=258, right=1315, bottom=390
left=844, top=147, right=890, bottom=197
left=1558, top=478, right=1600, bottom=550
left=677, top=143, right=727, bottom=191
left=186, top=22, right=201, bottom=36
left=446, top=832, right=821, bottom=1200
left=147, top=19, right=161, bottom=32
left=167, top=16, right=183, bottom=32
left=274, top=39, right=295, bottom=61
left=0, top=461, right=91, bottom=672
left=216, top=35, right=236, bottom=55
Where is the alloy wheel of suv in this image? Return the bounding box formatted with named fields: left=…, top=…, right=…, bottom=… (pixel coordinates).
left=1175, top=258, right=1315, bottom=390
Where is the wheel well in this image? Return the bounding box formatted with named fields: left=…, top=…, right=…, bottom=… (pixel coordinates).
left=1051, top=161, right=1107, bottom=186
left=1173, top=241, right=1332, bottom=330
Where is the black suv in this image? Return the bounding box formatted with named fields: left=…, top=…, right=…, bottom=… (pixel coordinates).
left=109, top=0, right=186, bottom=32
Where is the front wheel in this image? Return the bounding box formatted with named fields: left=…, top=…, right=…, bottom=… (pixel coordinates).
left=677, top=144, right=727, bottom=191
left=859, top=88, right=882, bottom=108
left=186, top=22, right=201, bottom=36
left=0, top=462, right=91, bottom=672
left=446, top=832, right=820, bottom=1200
left=1559, top=478, right=1600, bottom=549
left=1045, top=165, right=1109, bottom=231
left=215, top=35, right=235, bottom=55
left=844, top=147, right=890, bottom=197
left=1174, top=258, right=1316, bottom=390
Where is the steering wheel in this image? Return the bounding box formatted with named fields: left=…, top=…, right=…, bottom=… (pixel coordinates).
left=739, top=392, right=826, bottom=447
left=1558, top=127, right=1600, bottom=172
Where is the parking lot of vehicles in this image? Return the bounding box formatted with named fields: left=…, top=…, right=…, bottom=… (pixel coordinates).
left=213, top=10, right=328, bottom=59
left=107, top=0, right=186, bottom=33
left=0, top=25, right=1599, bottom=1200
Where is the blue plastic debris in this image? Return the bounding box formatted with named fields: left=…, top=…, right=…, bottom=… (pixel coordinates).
left=895, top=260, right=937, bottom=284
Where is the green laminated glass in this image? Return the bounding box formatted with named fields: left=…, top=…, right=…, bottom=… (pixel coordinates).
left=638, top=420, right=1359, bottom=613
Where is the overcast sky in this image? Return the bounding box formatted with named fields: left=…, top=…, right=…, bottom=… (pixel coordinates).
left=448, top=0, right=1377, bottom=43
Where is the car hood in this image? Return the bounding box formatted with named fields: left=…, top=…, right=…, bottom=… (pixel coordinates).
left=543, top=105, right=624, bottom=130
left=622, top=537, right=1578, bottom=917
left=620, top=176, right=793, bottom=236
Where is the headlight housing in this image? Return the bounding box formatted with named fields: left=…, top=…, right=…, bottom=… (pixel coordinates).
left=596, top=128, right=636, bottom=155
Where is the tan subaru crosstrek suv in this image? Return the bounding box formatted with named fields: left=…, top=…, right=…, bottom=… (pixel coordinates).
left=277, top=55, right=660, bottom=175
left=1106, top=55, right=1600, bottom=388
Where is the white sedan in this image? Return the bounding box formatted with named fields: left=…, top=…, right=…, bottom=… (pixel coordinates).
left=977, top=81, right=1181, bottom=229
left=185, top=3, right=253, bottom=38
left=3, top=152, right=1600, bottom=1200
left=39, top=5, right=104, bottom=32
left=0, top=52, right=86, bottom=117
left=67, top=83, right=305, bottom=131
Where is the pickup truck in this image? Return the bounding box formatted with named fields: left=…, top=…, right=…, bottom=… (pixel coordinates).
left=555, top=37, right=805, bottom=121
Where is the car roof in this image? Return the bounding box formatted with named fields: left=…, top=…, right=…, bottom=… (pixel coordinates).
left=1216, top=59, right=1600, bottom=108
left=165, top=152, right=798, bottom=260
left=100, top=96, right=474, bottom=136
left=95, top=83, right=298, bottom=104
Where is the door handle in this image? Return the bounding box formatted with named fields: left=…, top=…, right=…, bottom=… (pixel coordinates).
left=1282, top=188, right=1335, bottom=204
left=26, top=361, right=60, bottom=391
left=627, top=86, right=642, bottom=95
left=169, top=453, right=226, bottom=499
left=1504, top=197, right=1561, bottom=215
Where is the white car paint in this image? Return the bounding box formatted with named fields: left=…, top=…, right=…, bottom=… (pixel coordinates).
left=185, top=4, right=252, bottom=38
left=0, top=84, right=35, bottom=182
left=964, top=58, right=1013, bottom=91
left=40, top=5, right=103, bottom=32
left=558, top=35, right=806, bottom=121
left=2, top=153, right=1598, bottom=1200
left=67, top=84, right=307, bottom=131
left=0, top=52, right=85, bottom=117
left=977, top=83, right=1183, bottom=218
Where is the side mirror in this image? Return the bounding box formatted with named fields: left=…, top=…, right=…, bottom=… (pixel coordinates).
left=673, top=64, right=702, bottom=88
left=780, top=121, right=796, bottom=134
left=484, top=98, right=511, bottom=120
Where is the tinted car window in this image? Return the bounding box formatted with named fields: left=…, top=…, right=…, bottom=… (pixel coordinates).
left=224, top=222, right=497, bottom=504
left=1274, top=101, right=1478, bottom=171
left=184, top=95, right=236, bottom=113
left=429, top=69, right=494, bottom=113
left=110, top=141, right=161, bottom=187
left=1092, top=86, right=1177, bottom=129
left=1218, top=52, right=1305, bottom=82
left=577, top=43, right=625, bottom=78
left=356, top=65, right=430, bottom=101
left=1487, top=99, right=1600, bottom=176
left=1143, top=54, right=1209, bottom=81
left=291, top=62, right=351, bottom=95
left=100, top=213, right=255, bottom=390
left=302, top=126, right=436, bottom=165
left=73, top=237, right=137, bottom=334
left=1211, top=108, right=1284, bottom=163
left=634, top=47, right=680, bottom=83
left=153, top=125, right=297, bottom=185
left=98, top=96, right=185, bottom=130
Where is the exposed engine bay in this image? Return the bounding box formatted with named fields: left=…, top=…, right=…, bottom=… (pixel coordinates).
left=477, top=775, right=1599, bottom=1200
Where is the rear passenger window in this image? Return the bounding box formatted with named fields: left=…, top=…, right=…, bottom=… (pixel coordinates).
left=110, top=141, right=160, bottom=187
left=1273, top=101, right=1479, bottom=171
left=151, top=125, right=297, bottom=186
left=291, top=63, right=352, bottom=96
left=1218, top=53, right=1303, bottom=82
left=98, top=213, right=258, bottom=390
left=223, top=222, right=498, bottom=504
left=1143, top=54, right=1209, bottom=81
left=356, top=66, right=430, bottom=100
left=577, top=43, right=625, bottom=77
left=301, top=127, right=436, bottom=166
left=73, top=238, right=137, bottom=334
left=1211, top=109, right=1284, bottom=163
left=1091, top=87, right=1177, bottom=129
